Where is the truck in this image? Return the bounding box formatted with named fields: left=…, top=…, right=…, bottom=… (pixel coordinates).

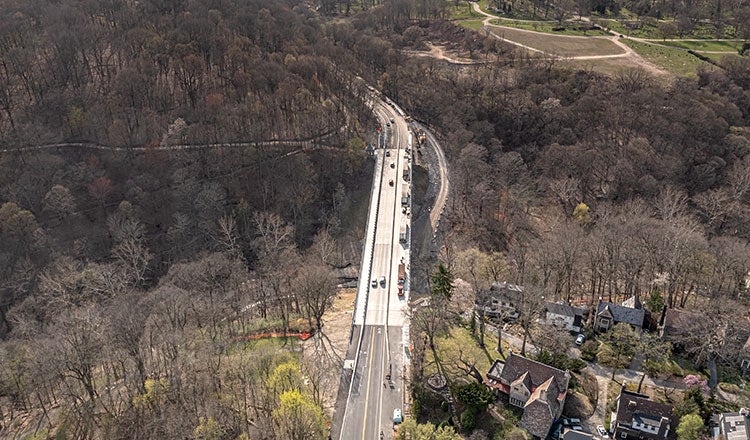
left=401, top=184, right=409, bottom=207
left=397, top=263, right=405, bottom=296
left=399, top=224, right=408, bottom=244
left=402, top=165, right=409, bottom=181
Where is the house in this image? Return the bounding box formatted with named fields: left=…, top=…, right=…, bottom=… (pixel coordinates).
left=715, top=409, right=750, bottom=440
left=563, top=431, right=594, bottom=440
left=485, top=352, right=570, bottom=438
left=595, top=300, right=645, bottom=333
left=611, top=388, right=677, bottom=440
left=659, top=308, right=701, bottom=342
left=477, top=281, right=524, bottom=320
left=545, top=302, right=587, bottom=333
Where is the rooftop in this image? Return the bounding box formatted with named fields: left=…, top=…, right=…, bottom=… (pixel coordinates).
left=598, top=301, right=645, bottom=327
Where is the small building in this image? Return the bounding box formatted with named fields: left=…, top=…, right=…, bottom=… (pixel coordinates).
left=612, top=388, right=677, bottom=440
left=485, top=352, right=570, bottom=439
left=595, top=300, right=645, bottom=333
left=715, top=409, right=750, bottom=440
left=545, top=302, right=587, bottom=333
left=477, top=281, right=524, bottom=320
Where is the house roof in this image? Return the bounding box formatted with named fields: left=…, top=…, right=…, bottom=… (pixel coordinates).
left=615, top=389, right=677, bottom=439
left=662, top=308, right=700, bottom=332
left=546, top=302, right=586, bottom=318
left=597, top=301, right=645, bottom=327
left=486, top=281, right=524, bottom=305
left=719, top=411, right=750, bottom=440
left=522, top=396, right=556, bottom=438
left=563, top=430, right=594, bottom=440
left=512, top=371, right=532, bottom=391
left=622, top=295, right=643, bottom=309
left=488, top=352, right=570, bottom=391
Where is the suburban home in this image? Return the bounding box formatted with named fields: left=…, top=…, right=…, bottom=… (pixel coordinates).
left=714, top=408, right=750, bottom=440
left=476, top=281, right=524, bottom=321
left=563, top=431, right=594, bottom=440
left=485, top=351, right=570, bottom=438
left=595, top=299, right=645, bottom=333
left=545, top=302, right=587, bottom=333
left=611, top=388, right=677, bottom=440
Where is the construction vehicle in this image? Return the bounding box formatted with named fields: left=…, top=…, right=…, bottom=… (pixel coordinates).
left=402, top=165, right=409, bottom=181
left=397, top=263, right=405, bottom=296
left=399, top=224, right=408, bottom=244
left=401, top=184, right=409, bottom=207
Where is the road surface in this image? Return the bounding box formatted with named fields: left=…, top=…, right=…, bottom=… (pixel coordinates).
left=335, top=95, right=413, bottom=440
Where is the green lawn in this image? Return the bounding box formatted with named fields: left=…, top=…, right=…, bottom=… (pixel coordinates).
left=622, top=39, right=712, bottom=76
left=447, top=2, right=483, bottom=20
left=489, top=18, right=610, bottom=36
left=457, top=18, right=486, bottom=31
left=654, top=39, right=742, bottom=51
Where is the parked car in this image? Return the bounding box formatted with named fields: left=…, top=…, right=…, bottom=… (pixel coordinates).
left=390, top=118, right=395, bottom=123
left=390, top=162, right=395, bottom=168
left=575, top=334, right=585, bottom=346
left=372, top=279, right=378, bottom=288
left=393, top=408, right=403, bottom=424
left=389, top=179, right=394, bottom=186
left=379, top=276, right=386, bottom=287
left=385, top=150, right=390, bottom=157
left=597, top=425, right=609, bottom=438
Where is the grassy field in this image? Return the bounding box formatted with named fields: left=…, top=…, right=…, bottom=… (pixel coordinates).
left=447, top=2, right=483, bottom=19
left=653, top=39, right=742, bottom=52
left=597, top=17, right=736, bottom=39
left=622, top=39, right=713, bottom=76
left=489, top=18, right=610, bottom=36
left=424, top=326, right=506, bottom=381
left=457, top=18, right=486, bottom=31
left=487, top=24, right=625, bottom=56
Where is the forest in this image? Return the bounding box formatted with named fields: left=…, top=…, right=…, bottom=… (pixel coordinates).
left=3, top=0, right=750, bottom=438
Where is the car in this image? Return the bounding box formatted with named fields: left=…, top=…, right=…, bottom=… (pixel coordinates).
left=385, top=150, right=390, bottom=157
left=372, top=279, right=378, bottom=288
left=390, top=118, right=395, bottom=123
left=380, top=276, right=386, bottom=287
left=389, top=179, right=394, bottom=186
left=597, top=425, right=609, bottom=438
left=568, top=418, right=581, bottom=426
left=393, top=408, right=403, bottom=424
left=390, top=163, right=395, bottom=169
left=386, top=122, right=391, bottom=127
left=575, top=334, right=585, bottom=346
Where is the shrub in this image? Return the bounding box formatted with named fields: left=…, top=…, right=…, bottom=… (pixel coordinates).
left=461, top=407, right=478, bottom=430
left=580, top=340, right=599, bottom=362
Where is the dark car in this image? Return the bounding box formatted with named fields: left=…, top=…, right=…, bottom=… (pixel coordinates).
left=385, top=150, right=390, bottom=157
left=372, top=279, right=378, bottom=288
left=389, top=179, right=394, bottom=186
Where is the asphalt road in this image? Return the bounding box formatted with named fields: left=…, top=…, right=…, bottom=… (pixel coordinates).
left=337, top=98, right=411, bottom=440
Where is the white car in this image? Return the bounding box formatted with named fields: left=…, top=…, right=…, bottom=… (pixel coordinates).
left=575, top=334, right=585, bottom=345
left=597, top=425, right=609, bottom=438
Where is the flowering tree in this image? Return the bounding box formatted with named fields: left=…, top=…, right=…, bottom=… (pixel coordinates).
left=683, top=375, right=709, bottom=394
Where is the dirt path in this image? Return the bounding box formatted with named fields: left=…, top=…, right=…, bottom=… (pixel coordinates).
left=406, top=42, right=487, bottom=65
